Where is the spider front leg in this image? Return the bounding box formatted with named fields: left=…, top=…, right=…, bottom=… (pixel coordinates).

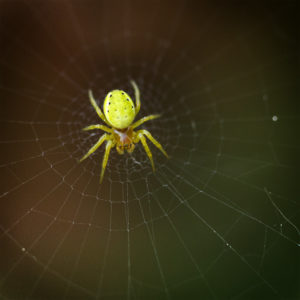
left=100, top=139, right=115, bottom=183
left=135, top=133, right=155, bottom=171
left=137, top=129, right=169, bottom=159
left=80, top=133, right=109, bottom=162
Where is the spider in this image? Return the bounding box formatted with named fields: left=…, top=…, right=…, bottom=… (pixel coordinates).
left=80, top=80, right=169, bottom=183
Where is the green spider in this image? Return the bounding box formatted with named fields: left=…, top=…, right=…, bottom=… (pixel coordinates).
left=80, top=80, right=169, bottom=183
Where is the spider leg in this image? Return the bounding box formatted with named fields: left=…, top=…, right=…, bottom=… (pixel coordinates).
left=130, top=80, right=141, bottom=116
left=116, top=145, right=124, bottom=155
left=100, top=140, right=114, bottom=183
left=127, top=143, right=135, bottom=154
left=79, top=133, right=109, bottom=162
left=82, top=124, right=112, bottom=133
left=131, top=114, right=161, bottom=129
left=137, top=129, right=169, bottom=158
left=136, top=133, right=155, bottom=172
left=88, top=90, right=110, bottom=126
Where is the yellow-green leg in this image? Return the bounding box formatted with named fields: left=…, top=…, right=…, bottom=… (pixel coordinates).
left=131, top=114, right=161, bottom=129
left=137, top=133, right=155, bottom=172
left=137, top=129, right=169, bottom=158
left=100, top=140, right=114, bottom=183
left=88, top=90, right=110, bottom=125
left=79, top=134, right=109, bottom=162
left=82, top=124, right=112, bottom=133
left=127, top=143, right=135, bottom=154
left=116, top=145, right=124, bottom=155
left=130, top=80, right=141, bottom=116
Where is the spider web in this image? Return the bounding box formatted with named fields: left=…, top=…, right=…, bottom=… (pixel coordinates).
left=0, top=0, right=299, bottom=299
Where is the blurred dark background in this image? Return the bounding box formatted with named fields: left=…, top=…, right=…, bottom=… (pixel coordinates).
left=0, top=0, right=299, bottom=299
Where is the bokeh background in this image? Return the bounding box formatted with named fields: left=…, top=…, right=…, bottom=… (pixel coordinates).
left=0, top=0, right=299, bottom=299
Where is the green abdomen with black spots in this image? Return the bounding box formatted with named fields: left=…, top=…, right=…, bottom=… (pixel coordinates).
left=103, top=90, right=136, bottom=129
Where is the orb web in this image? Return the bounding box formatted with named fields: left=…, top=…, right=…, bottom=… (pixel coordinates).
left=0, top=0, right=298, bottom=299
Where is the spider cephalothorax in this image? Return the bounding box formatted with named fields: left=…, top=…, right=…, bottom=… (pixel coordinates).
left=80, top=80, right=169, bottom=183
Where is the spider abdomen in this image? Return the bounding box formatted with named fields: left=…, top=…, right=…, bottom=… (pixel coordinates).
left=103, top=90, right=135, bottom=129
